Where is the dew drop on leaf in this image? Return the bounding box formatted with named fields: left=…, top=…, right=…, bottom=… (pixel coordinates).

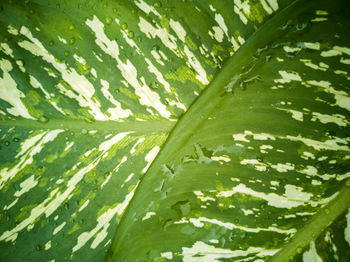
left=152, top=45, right=160, bottom=51
left=106, top=17, right=112, bottom=25
left=39, top=115, right=49, bottom=123
left=259, top=203, right=267, bottom=209
left=81, top=128, right=88, bottom=135
left=345, top=179, right=350, bottom=187
left=12, top=137, right=19, bottom=142
left=162, top=219, right=172, bottom=231
left=64, top=51, right=70, bottom=57
left=121, top=23, right=127, bottom=30
left=4, top=140, right=10, bottom=146
left=104, top=172, right=110, bottom=179
left=171, top=200, right=191, bottom=217
left=49, top=40, right=54, bottom=46
left=69, top=24, right=75, bottom=30
left=153, top=1, right=161, bottom=8
left=69, top=37, right=76, bottom=45
left=17, top=59, right=25, bottom=66
left=36, top=244, right=41, bottom=251
left=127, top=31, right=134, bottom=39
left=265, top=55, right=272, bottom=62
left=84, top=117, right=94, bottom=123
left=12, top=183, right=19, bottom=191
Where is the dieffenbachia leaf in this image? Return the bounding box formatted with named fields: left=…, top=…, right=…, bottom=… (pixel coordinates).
left=0, top=0, right=349, bottom=261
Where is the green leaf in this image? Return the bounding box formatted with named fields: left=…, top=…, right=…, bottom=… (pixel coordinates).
left=0, top=0, right=349, bottom=261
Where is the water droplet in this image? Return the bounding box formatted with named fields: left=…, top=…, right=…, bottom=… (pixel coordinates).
left=152, top=45, right=160, bottom=51
left=149, top=82, right=157, bottom=89
left=162, top=219, right=172, bottom=231
left=265, top=55, right=272, bottom=62
left=234, top=218, right=239, bottom=224
left=84, top=117, right=94, bottom=123
left=106, top=17, right=112, bottom=25
left=153, top=179, right=164, bottom=192
left=12, top=183, right=19, bottom=191
left=69, top=37, right=76, bottom=45
left=296, top=23, right=307, bottom=31
left=36, top=244, right=41, bottom=251
left=345, top=179, right=350, bottom=187
left=64, top=51, right=70, bottom=57
left=136, top=36, right=142, bottom=42
left=49, top=40, right=54, bottom=46
left=127, top=30, right=134, bottom=39
left=256, top=45, right=269, bottom=56
left=280, top=20, right=293, bottom=31
left=39, top=115, right=49, bottom=123
left=4, top=140, right=10, bottom=146
left=259, top=203, right=267, bottom=209
left=296, top=247, right=303, bottom=254
left=257, top=156, right=264, bottom=162
left=12, top=137, right=19, bottom=142
left=121, top=23, right=127, bottom=30
left=81, top=63, right=89, bottom=72
left=104, top=172, right=110, bottom=179
left=153, top=1, right=161, bottom=8
left=171, top=200, right=191, bottom=217
left=324, top=208, right=330, bottom=214
left=81, top=129, right=88, bottom=135
left=17, top=59, right=25, bottom=66
left=69, top=24, right=75, bottom=30
left=239, top=232, right=246, bottom=239
left=112, top=8, right=118, bottom=13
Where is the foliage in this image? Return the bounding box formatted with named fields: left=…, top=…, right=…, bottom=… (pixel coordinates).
left=0, top=0, right=349, bottom=261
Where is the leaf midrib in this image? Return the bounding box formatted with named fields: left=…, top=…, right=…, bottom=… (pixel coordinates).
left=108, top=0, right=316, bottom=259
left=0, top=118, right=175, bottom=134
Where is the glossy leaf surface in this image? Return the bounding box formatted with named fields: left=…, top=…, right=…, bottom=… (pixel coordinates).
left=0, top=0, right=349, bottom=261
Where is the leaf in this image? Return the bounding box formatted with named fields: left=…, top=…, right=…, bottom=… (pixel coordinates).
left=0, top=0, right=349, bottom=262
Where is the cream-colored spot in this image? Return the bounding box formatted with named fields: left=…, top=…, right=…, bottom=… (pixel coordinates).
left=142, top=146, right=160, bottom=173
left=274, top=71, right=302, bottom=83
left=142, top=212, right=156, bottom=221
left=0, top=59, right=34, bottom=119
